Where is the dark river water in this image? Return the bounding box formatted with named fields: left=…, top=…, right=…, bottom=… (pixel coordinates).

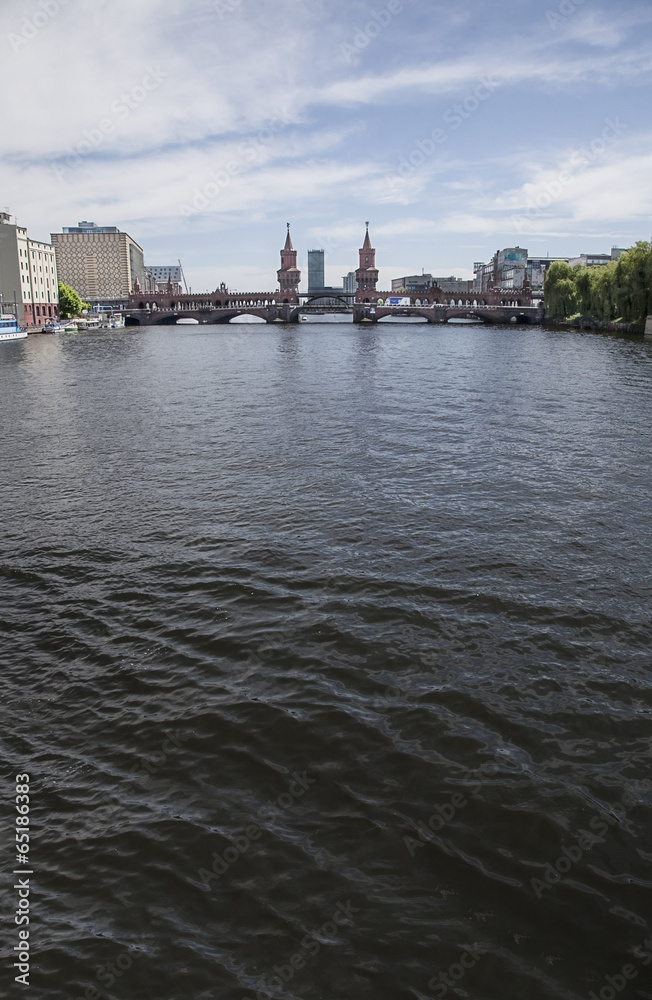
left=1, top=322, right=652, bottom=1000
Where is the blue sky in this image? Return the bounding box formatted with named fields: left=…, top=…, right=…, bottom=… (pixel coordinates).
left=1, top=0, right=651, bottom=291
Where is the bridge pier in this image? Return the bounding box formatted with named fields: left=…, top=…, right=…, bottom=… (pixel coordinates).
left=266, top=304, right=298, bottom=323
left=353, top=306, right=377, bottom=324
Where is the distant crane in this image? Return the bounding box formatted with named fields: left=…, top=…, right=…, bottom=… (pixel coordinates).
left=178, top=259, right=189, bottom=294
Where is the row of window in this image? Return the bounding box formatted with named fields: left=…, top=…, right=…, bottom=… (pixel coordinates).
left=18, top=246, right=55, bottom=261
left=21, top=262, right=55, bottom=273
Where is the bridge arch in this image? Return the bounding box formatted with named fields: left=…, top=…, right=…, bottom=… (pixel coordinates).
left=229, top=312, right=266, bottom=324
left=303, top=293, right=353, bottom=309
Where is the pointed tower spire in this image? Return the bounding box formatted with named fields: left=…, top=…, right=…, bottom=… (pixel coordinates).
left=278, top=223, right=301, bottom=300
left=356, top=222, right=379, bottom=298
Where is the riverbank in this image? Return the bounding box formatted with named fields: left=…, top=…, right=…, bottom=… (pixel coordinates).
left=545, top=316, right=646, bottom=336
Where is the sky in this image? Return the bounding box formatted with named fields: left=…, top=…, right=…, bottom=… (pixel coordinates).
left=1, top=0, right=651, bottom=292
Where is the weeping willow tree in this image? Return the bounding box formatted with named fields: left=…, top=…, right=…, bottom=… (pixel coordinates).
left=544, top=262, right=577, bottom=320
left=544, top=243, right=652, bottom=324
left=612, top=242, right=652, bottom=323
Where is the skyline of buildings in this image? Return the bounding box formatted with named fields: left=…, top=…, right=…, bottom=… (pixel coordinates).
left=0, top=206, right=642, bottom=325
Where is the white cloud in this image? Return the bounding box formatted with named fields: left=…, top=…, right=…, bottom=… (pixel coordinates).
left=1, top=0, right=650, bottom=286
left=311, top=47, right=652, bottom=108
left=435, top=135, right=652, bottom=240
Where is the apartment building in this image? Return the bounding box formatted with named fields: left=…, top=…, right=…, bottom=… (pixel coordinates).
left=50, top=222, right=146, bottom=304
left=0, top=212, right=59, bottom=327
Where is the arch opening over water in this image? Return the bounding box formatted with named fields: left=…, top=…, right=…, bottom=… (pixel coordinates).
left=229, top=314, right=267, bottom=324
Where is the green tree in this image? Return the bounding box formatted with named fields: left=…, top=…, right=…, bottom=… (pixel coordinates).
left=545, top=244, right=652, bottom=326
left=573, top=266, right=594, bottom=317
left=544, top=261, right=577, bottom=319
left=58, top=282, right=87, bottom=319
left=591, top=264, right=617, bottom=322
left=613, top=242, right=652, bottom=323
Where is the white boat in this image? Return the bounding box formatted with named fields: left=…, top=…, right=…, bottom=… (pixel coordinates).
left=43, top=322, right=62, bottom=334
left=99, top=314, right=126, bottom=329
left=176, top=317, right=200, bottom=325
left=0, top=314, right=27, bottom=342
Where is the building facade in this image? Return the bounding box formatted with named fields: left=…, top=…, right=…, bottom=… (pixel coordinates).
left=526, top=256, right=570, bottom=290
left=50, top=222, right=146, bottom=304
left=568, top=248, right=625, bottom=268
left=392, top=274, right=433, bottom=293
left=145, top=265, right=184, bottom=295
left=0, top=212, right=59, bottom=327
left=307, top=250, right=325, bottom=292
left=474, top=248, right=528, bottom=292
left=392, top=274, right=473, bottom=294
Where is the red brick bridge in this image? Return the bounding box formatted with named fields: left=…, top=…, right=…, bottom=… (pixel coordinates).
left=124, top=225, right=540, bottom=326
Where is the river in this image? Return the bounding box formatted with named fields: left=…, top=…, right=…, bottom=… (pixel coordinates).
left=1, top=322, right=651, bottom=1000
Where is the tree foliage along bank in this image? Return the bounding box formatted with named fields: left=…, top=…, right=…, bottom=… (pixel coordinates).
left=544, top=242, right=652, bottom=325
left=58, top=282, right=91, bottom=319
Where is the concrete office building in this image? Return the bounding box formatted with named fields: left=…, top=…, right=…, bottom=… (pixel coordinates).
left=568, top=248, right=627, bottom=268
left=0, top=211, right=59, bottom=328
left=392, top=274, right=472, bottom=294
left=474, top=248, right=528, bottom=292
left=526, top=256, right=570, bottom=290
left=391, top=274, right=434, bottom=293
left=51, top=222, right=146, bottom=304
left=145, top=265, right=184, bottom=295
left=308, top=250, right=325, bottom=292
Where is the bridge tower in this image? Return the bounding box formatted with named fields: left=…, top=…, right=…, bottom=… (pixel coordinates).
left=277, top=223, right=301, bottom=301
left=355, top=222, right=379, bottom=299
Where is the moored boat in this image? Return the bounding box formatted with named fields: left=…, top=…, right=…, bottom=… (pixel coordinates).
left=0, top=314, right=27, bottom=342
